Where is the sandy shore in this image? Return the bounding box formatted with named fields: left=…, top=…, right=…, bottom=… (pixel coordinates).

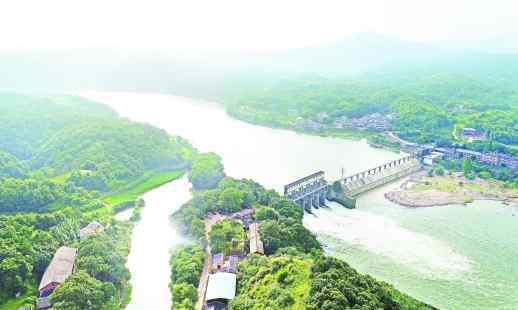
left=385, top=171, right=518, bottom=208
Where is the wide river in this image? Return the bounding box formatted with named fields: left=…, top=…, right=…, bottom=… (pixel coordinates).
left=81, top=91, right=518, bottom=310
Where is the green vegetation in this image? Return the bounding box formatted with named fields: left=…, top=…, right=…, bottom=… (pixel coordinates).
left=307, top=256, right=433, bottom=310
left=209, top=219, right=246, bottom=255
left=172, top=168, right=430, bottom=310
left=0, top=210, right=81, bottom=302
left=229, top=255, right=311, bottom=310
left=169, top=245, right=205, bottom=310
left=226, top=74, right=518, bottom=154
left=439, top=158, right=518, bottom=188
left=188, top=152, right=225, bottom=190
left=0, top=92, right=194, bottom=214
left=103, top=171, right=184, bottom=206
left=0, top=92, right=196, bottom=309
left=50, top=271, right=117, bottom=310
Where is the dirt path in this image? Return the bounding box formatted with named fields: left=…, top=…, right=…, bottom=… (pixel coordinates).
left=195, top=214, right=226, bottom=310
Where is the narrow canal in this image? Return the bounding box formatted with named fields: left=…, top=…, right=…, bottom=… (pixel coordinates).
left=83, top=91, right=518, bottom=310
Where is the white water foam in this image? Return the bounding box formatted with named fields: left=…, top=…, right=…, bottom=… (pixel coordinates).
left=304, top=203, right=472, bottom=279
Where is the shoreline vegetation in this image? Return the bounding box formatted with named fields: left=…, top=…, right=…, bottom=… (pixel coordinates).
left=104, top=170, right=185, bottom=212
left=385, top=171, right=518, bottom=208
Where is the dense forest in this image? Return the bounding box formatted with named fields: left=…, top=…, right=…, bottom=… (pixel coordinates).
left=0, top=92, right=195, bottom=213
left=0, top=93, right=196, bottom=309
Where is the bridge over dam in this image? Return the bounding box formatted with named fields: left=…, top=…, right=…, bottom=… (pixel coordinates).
left=283, top=154, right=422, bottom=210
left=341, top=154, right=422, bottom=197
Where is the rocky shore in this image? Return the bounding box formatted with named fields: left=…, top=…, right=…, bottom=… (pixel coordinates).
left=385, top=172, right=518, bottom=208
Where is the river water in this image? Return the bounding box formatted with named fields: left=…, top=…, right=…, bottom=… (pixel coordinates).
left=124, top=177, right=191, bottom=310
left=81, top=91, right=518, bottom=310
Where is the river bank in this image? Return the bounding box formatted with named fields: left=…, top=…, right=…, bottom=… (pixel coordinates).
left=385, top=171, right=518, bottom=208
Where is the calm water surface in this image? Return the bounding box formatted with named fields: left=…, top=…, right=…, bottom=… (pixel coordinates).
left=81, top=91, right=518, bottom=310
left=125, top=177, right=191, bottom=310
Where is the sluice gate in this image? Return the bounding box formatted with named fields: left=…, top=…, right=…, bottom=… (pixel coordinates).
left=283, top=171, right=329, bottom=211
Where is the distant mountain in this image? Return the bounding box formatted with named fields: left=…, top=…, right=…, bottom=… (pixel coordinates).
left=1, top=33, right=518, bottom=97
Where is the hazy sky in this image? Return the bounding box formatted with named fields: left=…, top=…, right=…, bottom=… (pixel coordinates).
left=1, top=0, right=517, bottom=51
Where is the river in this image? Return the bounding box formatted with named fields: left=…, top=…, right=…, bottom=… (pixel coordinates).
left=124, top=177, right=191, bottom=310
left=82, top=91, right=518, bottom=310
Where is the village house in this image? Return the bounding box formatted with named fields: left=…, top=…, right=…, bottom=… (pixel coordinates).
left=295, top=117, right=323, bottom=131
left=333, top=116, right=349, bottom=129
left=204, top=272, right=237, bottom=310
left=456, top=149, right=482, bottom=160
left=499, top=154, right=518, bottom=169
left=316, top=111, right=328, bottom=122
left=211, top=253, right=224, bottom=272
left=351, top=113, right=392, bottom=132
left=434, top=147, right=457, bottom=160
left=248, top=222, right=264, bottom=255
left=480, top=152, right=500, bottom=166
left=229, top=208, right=255, bottom=228
left=37, top=246, right=78, bottom=309
left=423, top=152, right=444, bottom=166
left=79, top=221, right=104, bottom=240
left=462, top=128, right=487, bottom=140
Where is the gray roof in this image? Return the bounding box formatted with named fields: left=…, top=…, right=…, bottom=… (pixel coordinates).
left=38, top=246, right=77, bottom=291
left=205, top=272, right=237, bottom=301
left=457, top=149, right=481, bottom=156
left=79, top=221, right=104, bottom=239
left=249, top=223, right=264, bottom=255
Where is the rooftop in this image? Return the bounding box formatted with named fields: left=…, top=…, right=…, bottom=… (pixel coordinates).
left=38, top=246, right=77, bottom=291
left=249, top=223, right=264, bottom=255
left=79, top=221, right=104, bottom=239
left=205, top=272, right=237, bottom=302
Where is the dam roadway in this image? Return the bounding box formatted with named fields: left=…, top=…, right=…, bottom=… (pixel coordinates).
left=284, top=154, right=422, bottom=210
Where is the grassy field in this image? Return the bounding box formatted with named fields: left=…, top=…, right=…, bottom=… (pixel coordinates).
left=103, top=170, right=185, bottom=206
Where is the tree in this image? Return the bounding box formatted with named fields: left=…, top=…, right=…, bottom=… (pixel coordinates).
left=171, top=283, right=197, bottom=308
left=50, top=271, right=115, bottom=310
left=189, top=153, right=225, bottom=190
left=254, top=206, right=279, bottom=221
left=0, top=255, right=32, bottom=296
left=462, top=158, right=473, bottom=176
left=209, top=219, right=245, bottom=255
left=434, top=166, right=445, bottom=176
left=219, top=188, right=245, bottom=213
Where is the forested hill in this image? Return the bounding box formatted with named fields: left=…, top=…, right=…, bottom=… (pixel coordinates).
left=0, top=92, right=195, bottom=212
left=225, top=74, right=518, bottom=151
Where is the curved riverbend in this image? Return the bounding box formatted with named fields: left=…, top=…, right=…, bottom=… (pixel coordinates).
left=81, top=91, right=518, bottom=310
